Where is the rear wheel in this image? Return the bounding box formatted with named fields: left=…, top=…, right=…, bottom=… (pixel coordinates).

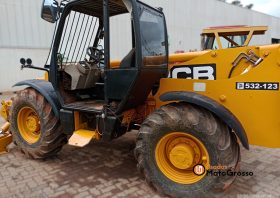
left=10, top=88, right=67, bottom=159
left=135, top=103, right=240, bottom=198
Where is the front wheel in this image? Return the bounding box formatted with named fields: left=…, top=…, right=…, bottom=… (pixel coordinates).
left=10, top=88, right=67, bottom=159
left=135, top=103, right=240, bottom=198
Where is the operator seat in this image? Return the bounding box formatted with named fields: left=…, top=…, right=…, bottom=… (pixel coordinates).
left=119, top=48, right=135, bottom=68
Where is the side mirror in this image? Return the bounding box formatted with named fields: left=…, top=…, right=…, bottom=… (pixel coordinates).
left=41, top=0, right=59, bottom=23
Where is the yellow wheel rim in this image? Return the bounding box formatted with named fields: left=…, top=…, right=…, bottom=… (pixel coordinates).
left=17, top=107, right=41, bottom=144
left=155, top=132, right=210, bottom=184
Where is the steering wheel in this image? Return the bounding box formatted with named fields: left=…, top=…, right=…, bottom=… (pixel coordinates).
left=87, top=47, right=104, bottom=64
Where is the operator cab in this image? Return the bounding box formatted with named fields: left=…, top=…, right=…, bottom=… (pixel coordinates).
left=201, top=25, right=268, bottom=50
left=42, top=0, right=168, bottom=115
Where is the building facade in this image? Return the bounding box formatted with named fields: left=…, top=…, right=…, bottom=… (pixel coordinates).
left=0, top=0, right=280, bottom=92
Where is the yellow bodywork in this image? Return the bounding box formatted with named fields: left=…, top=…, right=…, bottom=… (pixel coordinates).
left=154, top=44, right=280, bottom=148
left=1, top=26, right=279, bottom=150
left=0, top=101, right=13, bottom=154
left=2, top=46, right=280, bottom=149
left=201, top=25, right=268, bottom=49
left=1, top=100, right=12, bottom=121
left=0, top=134, right=12, bottom=154
left=0, top=122, right=12, bottom=154
left=68, top=129, right=100, bottom=147
left=202, top=26, right=267, bottom=36
left=69, top=111, right=101, bottom=147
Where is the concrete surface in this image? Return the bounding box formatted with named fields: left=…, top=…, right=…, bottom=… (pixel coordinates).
left=0, top=94, right=279, bottom=198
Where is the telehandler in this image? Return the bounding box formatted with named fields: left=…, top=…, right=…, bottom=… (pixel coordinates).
left=201, top=25, right=268, bottom=50
left=1, top=0, right=280, bottom=197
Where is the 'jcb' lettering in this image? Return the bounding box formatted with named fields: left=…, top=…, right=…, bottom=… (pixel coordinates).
left=172, top=67, right=192, bottom=79
left=193, top=66, right=215, bottom=80
left=171, top=65, right=216, bottom=80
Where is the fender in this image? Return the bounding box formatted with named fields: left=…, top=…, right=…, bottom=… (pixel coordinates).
left=14, top=80, right=60, bottom=117
left=160, top=91, right=249, bottom=150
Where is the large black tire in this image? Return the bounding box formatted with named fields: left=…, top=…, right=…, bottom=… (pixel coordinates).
left=135, top=102, right=240, bottom=198
left=10, top=88, right=67, bottom=159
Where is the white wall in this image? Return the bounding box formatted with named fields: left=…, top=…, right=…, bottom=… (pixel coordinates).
left=0, top=48, right=48, bottom=92
left=0, top=0, right=280, bottom=91
left=0, top=0, right=54, bottom=48
left=143, top=0, right=280, bottom=52
left=0, top=0, right=54, bottom=92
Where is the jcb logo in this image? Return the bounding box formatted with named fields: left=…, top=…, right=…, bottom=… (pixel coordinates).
left=170, top=64, right=216, bottom=80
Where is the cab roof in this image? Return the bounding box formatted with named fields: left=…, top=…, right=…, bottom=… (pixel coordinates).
left=69, top=0, right=129, bottom=17
left=202, top=25, right=268, bottom=37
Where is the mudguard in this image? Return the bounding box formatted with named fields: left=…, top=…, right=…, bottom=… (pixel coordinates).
left=14, top=80, right=60, bottom=117
left=160, top=91, right=249, bottom=149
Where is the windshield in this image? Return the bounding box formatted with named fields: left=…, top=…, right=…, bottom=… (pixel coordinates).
left=139, top=7, right=167, bottom=66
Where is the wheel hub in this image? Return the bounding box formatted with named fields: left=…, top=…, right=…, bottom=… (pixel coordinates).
left=26, top=115, right=40, bottom=133
left=167, top=137, right=202, bottom=170
left=169, top=143, right=194, bottom=169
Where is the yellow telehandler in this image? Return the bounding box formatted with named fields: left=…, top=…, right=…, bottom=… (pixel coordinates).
left=0, top=101, right=12, bottom=154
left=1, top=0, right=279, bottom=197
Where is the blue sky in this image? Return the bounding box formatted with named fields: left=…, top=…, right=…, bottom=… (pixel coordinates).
left=239, top=0, right=280, bottom=17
